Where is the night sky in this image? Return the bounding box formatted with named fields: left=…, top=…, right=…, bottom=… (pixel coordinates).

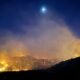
left=0, top=0, right=80, bottom=60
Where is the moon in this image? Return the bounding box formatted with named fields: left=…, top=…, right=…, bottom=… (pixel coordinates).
left=40, top=6, right=47, bottom=14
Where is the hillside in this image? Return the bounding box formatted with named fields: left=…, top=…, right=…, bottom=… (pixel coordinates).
left=0, top=57, right=80, bottom=80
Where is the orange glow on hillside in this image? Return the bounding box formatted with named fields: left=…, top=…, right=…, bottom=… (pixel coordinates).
left=0, top=60, right=8, bottom=72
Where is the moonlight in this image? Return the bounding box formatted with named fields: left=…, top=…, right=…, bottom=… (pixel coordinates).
left=40, top=6, right=47, bottom=14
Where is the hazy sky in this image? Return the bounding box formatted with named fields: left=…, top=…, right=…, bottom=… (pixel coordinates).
left=0, top=0, right=80, bottom=60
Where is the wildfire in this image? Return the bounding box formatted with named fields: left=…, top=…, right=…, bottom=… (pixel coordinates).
left=74, top=54, right=80, bottom=58
left=0, top=58, right=32, bottom=72
left=1, top=39, right=80, bottom=72
left=0, top=54, right=33, bottom=72
left=0, top=60, right=8, bottom=72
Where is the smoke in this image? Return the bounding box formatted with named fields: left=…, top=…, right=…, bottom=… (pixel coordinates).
left=24, top=16, right=78, bottom=60
left=0, top=12, right=80, bottom=61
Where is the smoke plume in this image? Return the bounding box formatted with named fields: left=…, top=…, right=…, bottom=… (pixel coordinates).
left=0, top=12, right=80, bottom=61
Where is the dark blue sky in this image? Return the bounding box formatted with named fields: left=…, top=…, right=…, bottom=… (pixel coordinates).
left=0, top=0, right=80, bottom=37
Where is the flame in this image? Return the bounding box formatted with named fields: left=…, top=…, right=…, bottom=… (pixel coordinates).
left=0, top=60, right=8, bottom=72
left=0, top=41, right=32, bottom=72
left=74, top=54, right=80, bottom=58
left=0, top=57, right=32, bottom=72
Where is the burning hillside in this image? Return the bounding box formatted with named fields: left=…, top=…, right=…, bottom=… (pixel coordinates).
left=0, top=41, right=56, bottom=72
left=0, top=53, right=57, bottom=72
left=1, top=37, right=80, bottom=72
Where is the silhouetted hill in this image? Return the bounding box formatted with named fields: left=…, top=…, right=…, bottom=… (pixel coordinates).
left=0, top=57, right=80, bottom=80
